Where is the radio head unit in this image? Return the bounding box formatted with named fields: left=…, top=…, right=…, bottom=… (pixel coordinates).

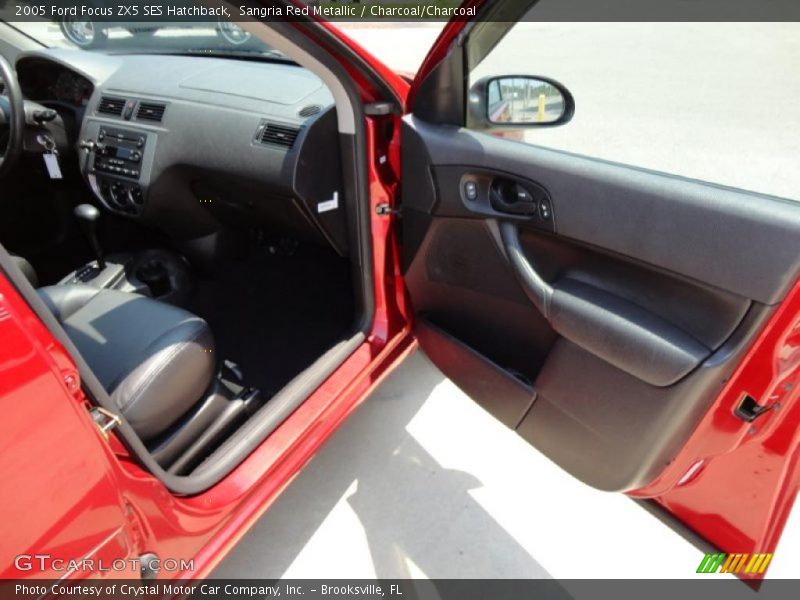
left=93, top=126, right=146, bottom=179
left=82, top=123, right=153, bottom=216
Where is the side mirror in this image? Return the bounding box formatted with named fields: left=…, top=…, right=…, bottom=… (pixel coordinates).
left=468, top=75, right=575, bottom=131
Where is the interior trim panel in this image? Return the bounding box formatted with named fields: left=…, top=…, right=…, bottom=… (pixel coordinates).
left=402, top=116, right=800, bottom=492
left=406, top=117, right=800, bottom=306
left=549, top=277, right=710, bottom=386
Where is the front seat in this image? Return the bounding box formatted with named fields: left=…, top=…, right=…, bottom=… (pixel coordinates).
left=38, top=284, right=215, bottom=441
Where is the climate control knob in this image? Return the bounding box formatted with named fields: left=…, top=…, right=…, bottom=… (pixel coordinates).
left=129, top=186, right=144, bottom=206
left=109, top=182, right=129, bottom=209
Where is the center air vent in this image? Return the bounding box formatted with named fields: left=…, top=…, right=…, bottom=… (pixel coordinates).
left=136, top=102, right=166, bottom=122
left=258, top=122, right=300, bottom=148
left=97, top=96, right=126, bottom=117
left=298, top=104, right=322, bottom=118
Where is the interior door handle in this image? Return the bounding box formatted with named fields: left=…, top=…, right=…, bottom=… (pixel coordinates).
left=490, top=178, right=538, bottom=216
left=498, top=221, right=554, bottom=317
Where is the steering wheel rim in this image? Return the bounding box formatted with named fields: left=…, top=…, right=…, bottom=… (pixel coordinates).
left=0, top=54, right=25, bottom=178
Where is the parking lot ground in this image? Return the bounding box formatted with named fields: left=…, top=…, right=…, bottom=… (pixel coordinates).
left=213, top=349, right=798, bottom=582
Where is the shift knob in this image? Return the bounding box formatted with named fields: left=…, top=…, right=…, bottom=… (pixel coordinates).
left=74, top=203, right=100, bottom=223
left=74, top=204, right=105, bottom=269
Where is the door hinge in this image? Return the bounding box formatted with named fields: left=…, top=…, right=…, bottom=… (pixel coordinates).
left=375, top=203, right=400, bottom=217
left=90, top=406, right=122, bottom=440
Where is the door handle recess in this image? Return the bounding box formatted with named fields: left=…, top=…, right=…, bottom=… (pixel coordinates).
left=490, top=178, right=538, bottom=216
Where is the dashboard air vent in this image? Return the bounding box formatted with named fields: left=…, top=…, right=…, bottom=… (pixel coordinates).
left=259, top=122, right=300, bottom=148
left=136, top=102, right=166, bottom=122
left=97, top=96, right=126, bottom=117
left=298, top=104, right=322, bottom=118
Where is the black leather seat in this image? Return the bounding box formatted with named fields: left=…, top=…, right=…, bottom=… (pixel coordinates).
left=38, top=285, right=215, bottom=441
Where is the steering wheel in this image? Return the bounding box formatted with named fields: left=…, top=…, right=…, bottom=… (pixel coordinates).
left=0, top=54, right=25, bottom=178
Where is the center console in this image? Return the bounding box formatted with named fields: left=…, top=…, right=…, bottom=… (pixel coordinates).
left=80, top=122, right=156, bottom=216
left=61, top=204, right=191, bottom=304
left=60, top=250, right=192, bottom=305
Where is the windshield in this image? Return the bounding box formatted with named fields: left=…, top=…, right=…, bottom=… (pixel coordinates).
left=6, top=18, right=289, bottom=61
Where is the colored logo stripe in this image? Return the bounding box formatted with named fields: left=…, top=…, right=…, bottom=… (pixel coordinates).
left=697, top=553, right=773, bottom=574
left=697, top=553, right=725, bottom=573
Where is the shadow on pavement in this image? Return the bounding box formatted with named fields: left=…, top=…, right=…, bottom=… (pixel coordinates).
left=212, top=350, right=551, bottom=579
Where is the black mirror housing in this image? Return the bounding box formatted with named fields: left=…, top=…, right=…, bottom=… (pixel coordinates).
left=467, top=75, right=575, bottom=132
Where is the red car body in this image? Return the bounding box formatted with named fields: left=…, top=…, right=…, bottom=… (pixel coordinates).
left=1, top=6, right=798, bottom=582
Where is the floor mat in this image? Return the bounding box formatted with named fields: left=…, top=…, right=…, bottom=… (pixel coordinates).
left=188, top=243, right=355, bottom=396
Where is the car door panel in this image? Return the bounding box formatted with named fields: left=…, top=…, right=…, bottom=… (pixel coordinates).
left=517, top=308, right=771, bottom=492
left=406, top=119, right=800, bottom=304
left=401, top=116, right=800, bottom=492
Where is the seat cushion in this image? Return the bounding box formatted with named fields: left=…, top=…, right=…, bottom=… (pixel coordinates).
left=38, top=285, right=215, bottom=441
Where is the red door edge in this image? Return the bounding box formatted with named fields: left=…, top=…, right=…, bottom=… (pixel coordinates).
left=630, top=278, right=800, bottom=578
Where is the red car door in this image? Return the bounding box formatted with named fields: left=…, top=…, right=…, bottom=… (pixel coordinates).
left=0, top=276, right=140, bottom=580
left=401, top=2, right=800, bottom=579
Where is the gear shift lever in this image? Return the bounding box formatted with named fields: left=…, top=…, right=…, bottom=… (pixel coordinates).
left=74, top=204, right=105, bottom=269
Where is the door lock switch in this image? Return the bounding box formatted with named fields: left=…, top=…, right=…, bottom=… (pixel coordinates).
left=539, top=199, right=552, bottom=220
left=464, top=180, right=478, bottom=201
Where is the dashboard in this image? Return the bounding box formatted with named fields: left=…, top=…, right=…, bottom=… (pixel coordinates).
left=15, top=49, right=348, bottom=255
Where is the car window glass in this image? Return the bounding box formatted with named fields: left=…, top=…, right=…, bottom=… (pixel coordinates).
left=467, top=22, right=800, bottom=201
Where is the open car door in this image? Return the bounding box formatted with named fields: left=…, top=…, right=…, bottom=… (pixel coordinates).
left=400, top=3, right=800, bottom=579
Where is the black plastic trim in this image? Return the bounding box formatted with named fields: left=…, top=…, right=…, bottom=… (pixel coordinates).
left=410, top=39, right=465, bottom=125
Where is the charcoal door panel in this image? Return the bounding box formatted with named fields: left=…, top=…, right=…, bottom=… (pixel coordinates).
left=402, top=116, right=800, bottom=491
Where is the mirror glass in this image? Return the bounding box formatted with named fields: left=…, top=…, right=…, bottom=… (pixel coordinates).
left=487, top=77, right=566, bottom=124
